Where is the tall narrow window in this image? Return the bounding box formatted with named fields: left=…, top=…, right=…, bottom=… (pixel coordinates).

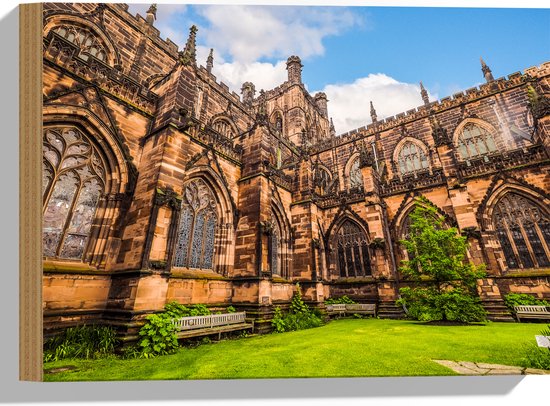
left=349, top=158, right=363, bottom=189
left=270, top=215, right=281, bottom=276
left=397, top=142, right=429, bottom=175
left=42, top=127, right=106, bottom=260
left=493, top=193, right=550, bottom=269
left=457, top=123, right=497, bottom=159
left=173, top=179, right=218, bottom=270
left=313, top=167, right=331, bottom=196
left=335, top=220, right=371, bottom=277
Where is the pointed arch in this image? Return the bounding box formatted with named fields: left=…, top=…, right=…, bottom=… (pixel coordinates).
left=480, top=185, right=550, bottom=270
left=329, top=216, right=372, bottom=278
left=392, top=137, right=430, bottom=176
left=209, top=114, right=239, bottom=139
left=44, top=15, right=121, bottom=67
left=344, top=152, right=363, bottom=190
left=452, top=118, right=500, bottom=160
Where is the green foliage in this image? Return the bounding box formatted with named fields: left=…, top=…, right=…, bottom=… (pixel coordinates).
left=397, top=199, right=486, bottom=323
left=137, top=313, right=179, bottom=358
left=522, top=325, right=550, bottom=370
left=271, top=284, right=323, bottom=333
left=325, top=295, right=356, bottom=305
left=43, top=325, right=118, bottom=362
left=503, top=293, right=549, bottom=311
left=163, top=301, right=211, bottom=318
left=226, top=306, right=236, bottom=313
left=397, top=287, right=486, bottom=323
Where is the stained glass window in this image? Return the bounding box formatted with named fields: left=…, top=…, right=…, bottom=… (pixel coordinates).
left=349, top=158, right=363, bottom=189
left=335, top=220, right=371, bottom=277
left=314, top=167, right=331, bottom=196
left=397, top=142, right=429, bottom=175
left=53, top=25, right=107, bottom=62
left=493, top=193, right=550, bottom=269
left=42, top=127, right=106, bottom=260
left=270, top=216, right=281, bottom=276
left=457, top=123, right=497, bottom=159
left=173, top=179, right=218, bottom=270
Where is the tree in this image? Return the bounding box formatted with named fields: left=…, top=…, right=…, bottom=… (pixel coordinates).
left=396, top=198, right=487, bottom=323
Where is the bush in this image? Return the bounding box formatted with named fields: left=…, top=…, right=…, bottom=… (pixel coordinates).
left=325, top=295, right=356, bottom=305
left=271, top=284, right=323, bottom=333
left=397, top=287, right=486, bottom=323
left=44, top=325, right=118, bottom=362
left=522, top=325, right=550, bottom=370
left=164, top=301, right=211, bottom=318
left=503, top=293, right=549, bottom=312
left=137, top=313, right=179, bottom=358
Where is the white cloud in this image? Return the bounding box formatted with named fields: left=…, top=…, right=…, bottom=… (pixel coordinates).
left=196, top=5, right=363, bottom=63
left=127, top=3, right=188, bottom=46
left=318, top=74, right=438, bottom=135
left=211, top=60, right=287, bottom=94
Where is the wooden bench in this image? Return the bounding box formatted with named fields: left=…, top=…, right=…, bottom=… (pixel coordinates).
left=172, top=312, right=254, bottom=340
left=326, top=303, right=377, bottom=318
left=514, top=305, right=550, bottom=322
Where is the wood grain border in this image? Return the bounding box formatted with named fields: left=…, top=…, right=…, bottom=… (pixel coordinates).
left=19, top=2, right=43, bottom=382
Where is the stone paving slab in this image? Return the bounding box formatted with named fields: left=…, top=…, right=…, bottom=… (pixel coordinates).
left=433, top=360, right=550, bottom=375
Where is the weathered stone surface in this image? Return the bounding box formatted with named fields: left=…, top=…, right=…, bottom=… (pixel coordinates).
left=41, top=3, right=550, bottom=334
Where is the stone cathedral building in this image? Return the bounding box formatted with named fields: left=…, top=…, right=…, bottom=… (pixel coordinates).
left=42, top=3, right=550, bottom=336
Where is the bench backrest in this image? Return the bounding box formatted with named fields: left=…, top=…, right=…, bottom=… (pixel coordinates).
left=346, top=304, right=376, bottom=312
left=514, top=305, right=549, bottom=313
left=172, top=312, right=246, bottom=331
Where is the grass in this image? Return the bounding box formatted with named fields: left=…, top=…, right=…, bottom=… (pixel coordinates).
left=43, top=318, right=545, bottom=381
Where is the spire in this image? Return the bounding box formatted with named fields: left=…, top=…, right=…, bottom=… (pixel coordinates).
left=420, top=81, right=430, bottom=106
left=145, top=4, right=157, bottom=25
left=480, top=57, right=494, bottom=82
left=206, top=48, right=214, bottom=73
left=179, top=25, right=197, bottom=66
left=370, top=101, right=378, bottom=123
left=330, top=118, right=336, bottom=137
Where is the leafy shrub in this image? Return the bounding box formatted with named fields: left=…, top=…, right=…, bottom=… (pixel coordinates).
left=397, top=287, right=486, bottom=323
left=271, top=284, right=323, bottom=333
left=522, top=325, right=550, bottom=370
left=137, top=313, right=179, bottom=358
left=164, top=301, right=211, bottom=318
left=325, top=295, right=356, bottom=305
left=503, top=293, right=549, bottom=312
left=43, top=325, right=118, bottom=362
left=226, top=306, right=236, bottom=313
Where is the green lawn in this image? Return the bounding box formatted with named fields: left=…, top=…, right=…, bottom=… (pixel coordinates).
left=43, top=319, right=546, bottom=381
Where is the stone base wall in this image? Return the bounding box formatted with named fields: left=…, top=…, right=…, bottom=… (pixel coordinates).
left=494, top=274, right=550, bottom=300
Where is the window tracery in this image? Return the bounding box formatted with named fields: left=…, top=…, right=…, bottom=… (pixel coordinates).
left=492, top=193, right=550, bottom=269
left=270, top=214, right=281, bottom=276
left=397, top=141, right=429, bottom=175
left=53, top=24, right=107, bottom=62
left=42, top=127, right=106, bottom=260
left=336, top=220, right=371, bottom=277
left=173, top=179, right=218, bottom=270
left=349, top=158, right=363, bottom=189
left=457, top=123, right=497, bottom=159
left=212, top=119, right=235, bottom=139
left=313, top=167, right=331, bottom=196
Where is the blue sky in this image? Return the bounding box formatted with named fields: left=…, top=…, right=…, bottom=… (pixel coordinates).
left=128, top=2, right=550, bottom=134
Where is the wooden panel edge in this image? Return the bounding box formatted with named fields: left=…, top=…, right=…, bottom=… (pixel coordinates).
left=19, top=2, right=43, bottom=382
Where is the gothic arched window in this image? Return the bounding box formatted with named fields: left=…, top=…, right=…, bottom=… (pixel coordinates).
left=492, top=193, right=550, bottom=269
left=173, top=179, right=218, bottom=270
left=336, top=220, right=371, bottom=277
left=212, top=119, right=235, bottom=139
left=349, top=158, right=363, bottom=189
left=42, top=127, right=106, bottom=260
left=398, top=141, right=429, bottom=175
left=314, top=167, right=331, bottom=196
left=457, top=123, right=497, bottom=159
left=270, top=215, right=281, bottom=276
left=53, top=24, right=107, bottom=62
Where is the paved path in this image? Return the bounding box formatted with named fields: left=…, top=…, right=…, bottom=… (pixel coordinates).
left=433, top=360, right=550, bottom=375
